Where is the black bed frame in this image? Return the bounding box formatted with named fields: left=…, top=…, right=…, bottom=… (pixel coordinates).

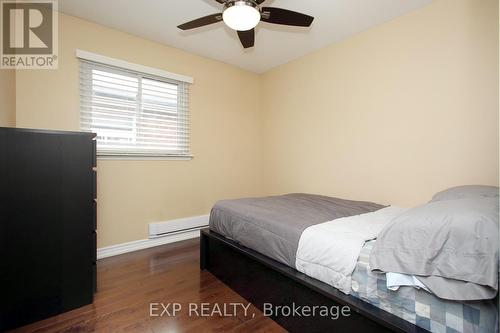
left=200, top=229, right=428, bottom=333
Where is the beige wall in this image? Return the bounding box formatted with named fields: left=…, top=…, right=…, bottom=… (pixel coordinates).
left=261, top=0, right=499, bottom=206
left=15, top=14, right=264, bottom=247
left=0, top=70, right=16, bottom=127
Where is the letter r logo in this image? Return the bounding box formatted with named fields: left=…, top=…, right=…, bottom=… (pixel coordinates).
left=1, top=0, right=54, bottom=55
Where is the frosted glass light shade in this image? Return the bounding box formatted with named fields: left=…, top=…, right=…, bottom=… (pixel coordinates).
left=223, top=2, right=260, bottom=31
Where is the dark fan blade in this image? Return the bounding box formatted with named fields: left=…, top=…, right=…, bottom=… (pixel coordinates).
left=255, top=0, right=266, bottom=4
left=237, top=29, right=255, bottom=48
left=177, top=13, right=222, bottom=30
left=261, top=7, right=314, bottom=27
left=214, top=0, right=225, bottom=3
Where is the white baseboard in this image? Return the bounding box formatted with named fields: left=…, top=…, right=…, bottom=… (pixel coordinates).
left=97, top=228, right=202, bottom=260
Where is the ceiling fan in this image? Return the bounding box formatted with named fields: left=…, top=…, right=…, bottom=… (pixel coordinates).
left=177, top=0, right=314, bottom=49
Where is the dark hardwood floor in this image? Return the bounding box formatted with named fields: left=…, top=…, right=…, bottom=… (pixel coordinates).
left=9, top=239, right=286, bottom=333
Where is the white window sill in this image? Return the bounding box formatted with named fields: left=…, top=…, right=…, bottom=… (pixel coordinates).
left=97, top=155, right=194, bottom=161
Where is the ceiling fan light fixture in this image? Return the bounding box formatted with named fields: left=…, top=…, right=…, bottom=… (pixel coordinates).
left=177, top=0, right=314, bottom=49
left=223, top=1, right=260, bottom=31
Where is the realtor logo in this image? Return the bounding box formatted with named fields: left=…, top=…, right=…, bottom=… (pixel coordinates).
left=1, top=0, right=58, bottom=69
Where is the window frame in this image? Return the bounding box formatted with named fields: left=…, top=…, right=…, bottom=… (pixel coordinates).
left=77, top=50, right=193, bottom=160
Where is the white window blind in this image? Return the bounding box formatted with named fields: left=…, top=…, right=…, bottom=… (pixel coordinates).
left=79, top=60, right=191, bottom=158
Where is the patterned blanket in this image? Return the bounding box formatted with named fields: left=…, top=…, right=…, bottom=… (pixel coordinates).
left=351, top=241, right=498, bottom=333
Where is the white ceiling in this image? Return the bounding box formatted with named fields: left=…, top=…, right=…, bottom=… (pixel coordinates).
left=59, top=0, right=433, bottom=73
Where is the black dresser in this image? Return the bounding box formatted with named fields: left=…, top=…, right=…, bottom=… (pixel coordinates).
left=0, top=127, right=97, bottom=331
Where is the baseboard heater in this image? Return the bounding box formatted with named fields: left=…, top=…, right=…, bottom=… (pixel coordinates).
left=148, top=214, right=209, bottom=238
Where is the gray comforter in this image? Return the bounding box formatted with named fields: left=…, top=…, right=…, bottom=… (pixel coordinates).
left=209, top=193, right=385, bottom=267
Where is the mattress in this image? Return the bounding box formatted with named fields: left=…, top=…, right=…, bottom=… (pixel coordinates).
left=351, top=241, right=499, bottom=333
left=209, top=193, right=384, bottom=267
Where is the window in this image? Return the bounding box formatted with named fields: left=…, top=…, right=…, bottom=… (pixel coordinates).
left=78, top=51, right=192, bottom=158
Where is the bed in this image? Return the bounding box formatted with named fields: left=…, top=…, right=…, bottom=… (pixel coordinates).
left=202, top=192, right=499, bottom=333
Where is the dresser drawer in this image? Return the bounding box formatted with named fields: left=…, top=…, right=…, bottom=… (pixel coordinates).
left=92, top=199, right=97, bottom=230
left=92, top=139, right=97, bottom=168
left=92, top=231, right=97, bottom=262
left=92, top=169, right=97, bottom=200
left=92, top=262, right=97, bottom=293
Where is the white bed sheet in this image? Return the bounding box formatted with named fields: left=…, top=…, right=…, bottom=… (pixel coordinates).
left=295, top=206, right=408, bottom=294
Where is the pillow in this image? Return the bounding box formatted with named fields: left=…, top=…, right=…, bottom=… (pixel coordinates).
left=431, top=185, right=498, bottom=202
left=369, top=197, right=499, bottom=300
